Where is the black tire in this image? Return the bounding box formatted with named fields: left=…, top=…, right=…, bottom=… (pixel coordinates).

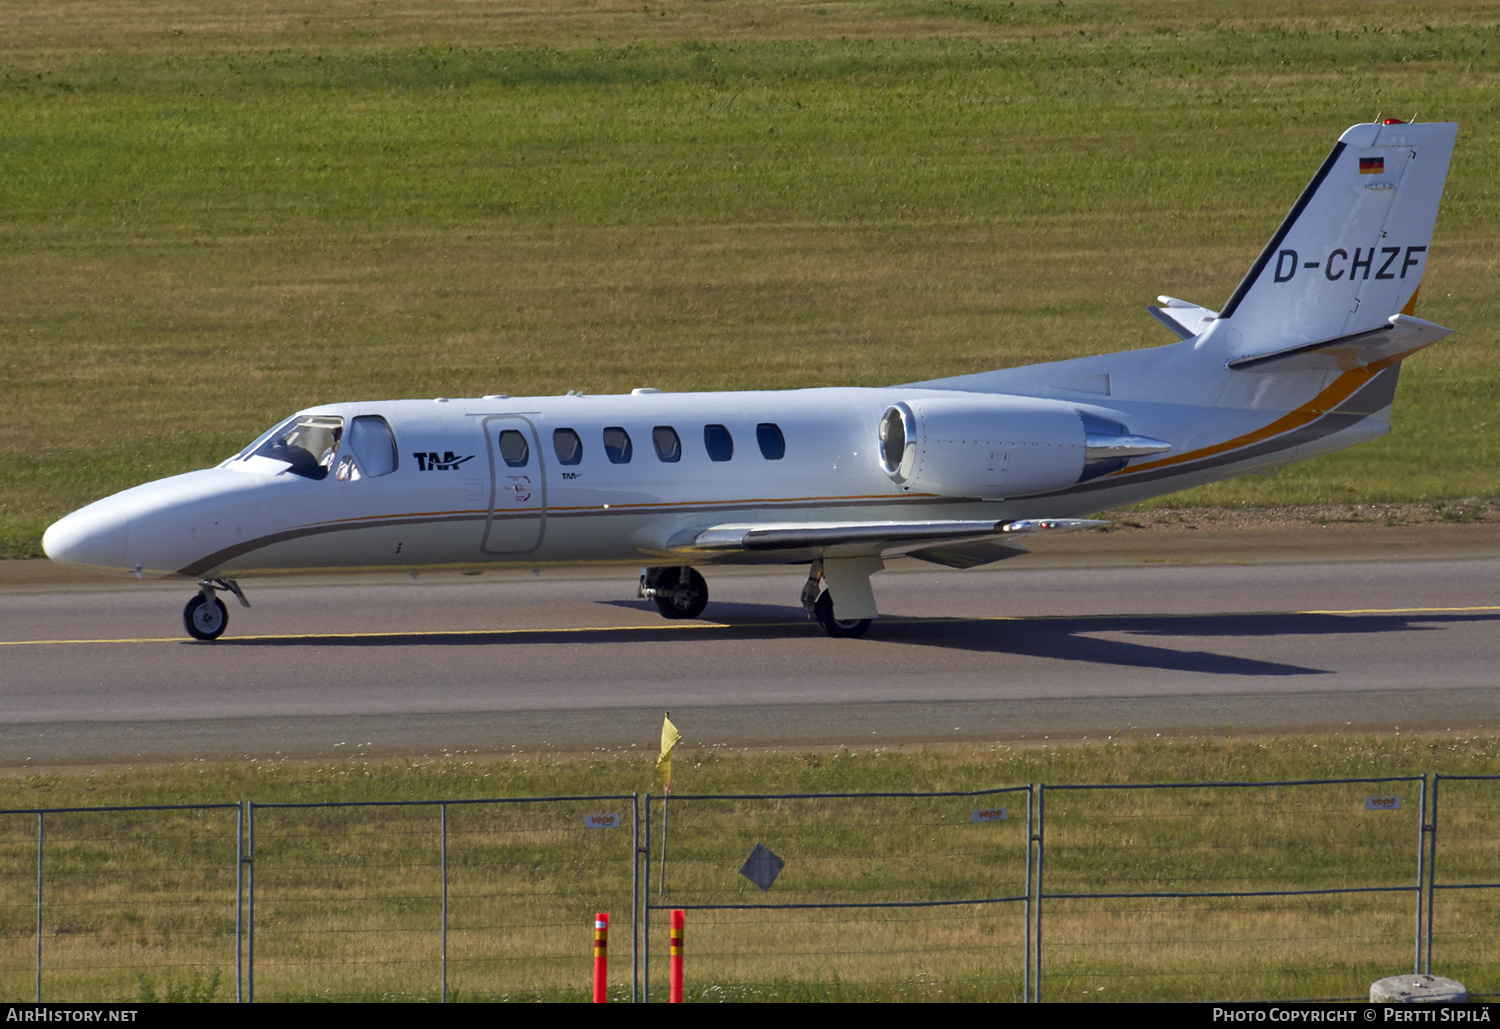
left=184, top=594, right=228, bottom=641
left=652, top=567, right=709, bottom=620
left=814, top=590, right=871, bottom=639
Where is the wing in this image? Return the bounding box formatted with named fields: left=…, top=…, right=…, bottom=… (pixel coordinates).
left=660, top=517, right=1106, bottom=568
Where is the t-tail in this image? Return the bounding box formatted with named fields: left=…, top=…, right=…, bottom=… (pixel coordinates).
left=1185, top=120, right=1457, bottom=369
left=913, top=119, right=1461, bottom=510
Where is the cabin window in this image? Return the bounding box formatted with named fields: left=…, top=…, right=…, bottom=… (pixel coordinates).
left=347, top=415, right=398, bottom=477
left=603, top=426, right=633, bottom=464
left=499, top=430, right=530, bottom=467
left=756, top=423, right=785, bottom=461
left=652, top=426, right=681, bottom=463
left=703, top=424, right=733, bottom=462
left=249, top=414, right=345, bottom=480
left=553, top=428, right=583, bottom=465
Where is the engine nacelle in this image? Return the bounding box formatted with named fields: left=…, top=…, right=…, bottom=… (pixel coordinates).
left=878, top=395, right=1088, bottom=499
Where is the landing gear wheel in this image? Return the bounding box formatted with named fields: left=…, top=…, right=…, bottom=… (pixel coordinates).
left=814, top=591, right=871, bottom=639
left=184, top=594, right=229, bottom=641
left=652, top=567, right=709, bottom=620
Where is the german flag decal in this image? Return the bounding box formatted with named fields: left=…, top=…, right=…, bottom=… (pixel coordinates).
left=1360, top=157, right=1385, bottom=174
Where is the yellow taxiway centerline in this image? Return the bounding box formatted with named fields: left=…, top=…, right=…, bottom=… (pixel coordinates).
left=3, top=605, right=1500, bottom=647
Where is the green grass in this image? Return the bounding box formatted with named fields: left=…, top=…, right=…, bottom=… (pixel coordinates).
left=0, top=734, right=1496, bottom=1001
left=4, top=1, right=1500, bottom=555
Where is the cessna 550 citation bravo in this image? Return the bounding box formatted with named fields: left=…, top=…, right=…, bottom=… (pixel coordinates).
left=44, top=120, right=1458, bottom=640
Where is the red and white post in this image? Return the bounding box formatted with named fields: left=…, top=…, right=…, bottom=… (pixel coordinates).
left=669, top=909, right=685, bottom=1003
left=593, top=912, right=608, bottom=1003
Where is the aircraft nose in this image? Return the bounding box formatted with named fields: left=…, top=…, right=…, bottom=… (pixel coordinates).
left=42, top=499, right=132, bottom=575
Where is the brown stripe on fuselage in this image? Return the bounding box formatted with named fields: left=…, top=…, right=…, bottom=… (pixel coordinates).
left=173, top=493, right=953, bottom=577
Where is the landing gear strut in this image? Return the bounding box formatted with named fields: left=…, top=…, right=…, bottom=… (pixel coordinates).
left=183, top=579, right=249, bottom=641
left=802, top=557, right=878, bottom=639
left=639, top=566, right=709, bottom=620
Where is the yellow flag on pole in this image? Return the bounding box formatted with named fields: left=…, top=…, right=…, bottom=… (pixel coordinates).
left=657, top=712, right=681, bottom=794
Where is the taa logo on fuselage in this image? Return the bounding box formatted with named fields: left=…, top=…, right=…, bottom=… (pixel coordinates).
left=413, top=451, right=476, bottom=472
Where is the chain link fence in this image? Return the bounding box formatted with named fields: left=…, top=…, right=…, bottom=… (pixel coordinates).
left=1427, top=775, right=1500, bottom=1000
left=0, top=804, right=241, bottom=1004
left=1036, top=777, right=1426, bottom=1002
left=0, top=776, right=1492, bottom=1001
left=246, top=796, right=639, bottom=1002
left=643, top=788, right=1033, bottom=1002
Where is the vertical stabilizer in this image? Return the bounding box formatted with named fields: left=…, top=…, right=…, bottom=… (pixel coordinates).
left=1195, top=121, right=1456, bottom=363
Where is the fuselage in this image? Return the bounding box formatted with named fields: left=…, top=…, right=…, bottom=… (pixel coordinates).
left=42, top=368, right=1394, bottom=582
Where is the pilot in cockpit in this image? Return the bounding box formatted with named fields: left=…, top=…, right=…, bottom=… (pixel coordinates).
left=253, top=416, right=346, bottom=481
left=319, top=426, right=343, bottom=470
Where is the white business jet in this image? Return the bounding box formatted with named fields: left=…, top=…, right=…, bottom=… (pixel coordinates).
left=44, top=120, right=1458, bottom=640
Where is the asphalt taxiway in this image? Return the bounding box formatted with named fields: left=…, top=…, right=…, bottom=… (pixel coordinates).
left=3, top=522, right=1498, bottom=763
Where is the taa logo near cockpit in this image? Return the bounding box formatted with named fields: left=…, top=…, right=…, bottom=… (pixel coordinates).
left=412, top=452, right=476, bottom=472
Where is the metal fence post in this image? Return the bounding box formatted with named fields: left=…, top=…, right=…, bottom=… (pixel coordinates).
left=1425, top=775, right=1441, bottom=976
left=247, top=802, right=256, bottom=1004
left=236, top=802, right=244, bottom=1003
left=1033, top=784, right=1045, bottom=1004
left=1414, top=774, right=1428, bottom=974
left=35, top=811, right=43, bottom=1003
left=643, top=794, right=652, bottom=1003
left=441, top=802, right=449, bottom=1004
left=632, top=793, right=641, bottom=1004
left=1023, top=784, right=1033, bottom=1004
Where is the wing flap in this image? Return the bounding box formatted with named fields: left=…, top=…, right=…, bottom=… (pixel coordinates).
left=665, top=518, right=1106, bottom=558
left=906, top=539, right=1032, bottom=569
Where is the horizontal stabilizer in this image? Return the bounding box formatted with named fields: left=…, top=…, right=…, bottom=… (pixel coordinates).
left=1226, top=313, right=1454, bottom=372
left=1147, top=296, right=1221, bottom=340
left=665, top=517, right=1106, bottom=558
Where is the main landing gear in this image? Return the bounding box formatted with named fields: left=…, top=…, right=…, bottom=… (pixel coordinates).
left=801, top=559, right=874, bottom=639
left=183, top=579, right=249, bottom=641
left=638, top=566, right=709, bottom=620
left=639, top=559, right=881, bottom=639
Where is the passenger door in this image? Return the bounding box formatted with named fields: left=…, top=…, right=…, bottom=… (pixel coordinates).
left=481, top=415, right=546, bottom=554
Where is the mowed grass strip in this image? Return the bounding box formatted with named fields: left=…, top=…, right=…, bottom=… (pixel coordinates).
left=0, top=735, right=1492, bottom=1001
left=2, top=1, right=1499, bottom=555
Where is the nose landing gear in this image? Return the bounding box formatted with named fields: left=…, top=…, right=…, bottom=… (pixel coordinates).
left=183, top=579, right=249, bottom=641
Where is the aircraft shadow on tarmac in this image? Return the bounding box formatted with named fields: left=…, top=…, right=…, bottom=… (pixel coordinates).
left=215, top=604, right=1500, bottom=679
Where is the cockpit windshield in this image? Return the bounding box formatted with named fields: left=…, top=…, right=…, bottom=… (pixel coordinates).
left=245, top=415, right=345, bottom=479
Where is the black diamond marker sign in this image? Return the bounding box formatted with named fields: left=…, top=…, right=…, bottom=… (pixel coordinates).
left=739, top=842, right=785, bottom=892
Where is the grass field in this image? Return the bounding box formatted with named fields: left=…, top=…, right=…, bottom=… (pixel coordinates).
left=3, top=1, right=1500, bottom=556
left=0, top=735, right=1496, bottom=1002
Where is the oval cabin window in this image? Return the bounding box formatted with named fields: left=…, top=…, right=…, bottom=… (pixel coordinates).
left=603, top=427, right=633, bottom=464
left=703, top=424, right=734, bottom=462
left=756, top=423, right=785, bottom=461
left=553, top=428, right=583, bottom=466
left=652, top=426, right=681, bottom=463
left=499, top=430, right=530, bottom=468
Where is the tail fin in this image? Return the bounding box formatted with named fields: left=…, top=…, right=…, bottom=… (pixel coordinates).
left=1195, top=121, right=1456, bottom=363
